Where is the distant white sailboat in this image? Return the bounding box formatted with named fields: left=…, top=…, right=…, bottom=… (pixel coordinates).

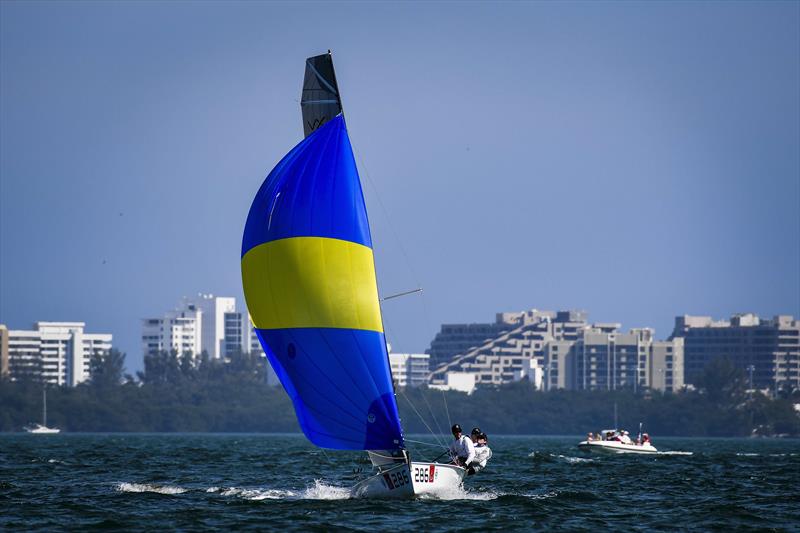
left=24, top=388, right=60, bottom=434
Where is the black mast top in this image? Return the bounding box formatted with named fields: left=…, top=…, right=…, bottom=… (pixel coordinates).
left=301, top=50, right=343, bottom=137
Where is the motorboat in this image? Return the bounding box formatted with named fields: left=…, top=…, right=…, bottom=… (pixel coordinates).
left=578, top=429, right=656, bottom=455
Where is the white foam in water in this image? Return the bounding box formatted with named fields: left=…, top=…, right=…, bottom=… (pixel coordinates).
left=657, top=451, right=694, bottom=456
left=524, top=490, right=559, bottom=500
left=220, top=487, right=299, bottom=500
left=214, top=481, right=349, bottom=501
left=557, top=454, right=593, bottom=463
left=736, top=452, right=760, bottom=457
left=302, top=480, right=352, bottom=500
left=116, top=482, right=187, bottom=495
left=415, top=484, right=500, bottom=501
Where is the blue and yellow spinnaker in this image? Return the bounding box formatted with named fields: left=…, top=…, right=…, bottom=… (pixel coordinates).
left=241, top=54, right=403, bottom=451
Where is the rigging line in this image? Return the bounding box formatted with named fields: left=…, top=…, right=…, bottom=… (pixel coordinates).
left=351, top=142, right=422, bottom=289
left=442, top=389, right=452, bottom=432
left=418, top=386, right=447, bottom=446
left=381, top=288, right=423, bottom=302
left=404, top=438, right=446, bottom=449
left=350, top=136, right=441, bottom=392
left=398, top=388, right=441, bottom=444
left=319, top=447, right=332, bottom=464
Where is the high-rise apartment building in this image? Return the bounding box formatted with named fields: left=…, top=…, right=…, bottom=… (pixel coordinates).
left=389, top=353, right=430, bottom=388
left=569, top=328, right=683, bottom=392
left=223, top=311, right=245, bottom=357
left=427, top=313, right=529, bottom=366
left=4, top=322, right=112, bottom=386
left=142, top=295, right=252, bottom=360
left=672, top=314, right=799, bottom=391
left=142, top=303, right=203, bottom=358
left=190, top=294, right=236, bottom=360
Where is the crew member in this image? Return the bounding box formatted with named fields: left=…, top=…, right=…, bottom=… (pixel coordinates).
left=468, top=432, right=492, bottom=475
left=620, top=430, right=632, bottom=444
left=449, top=423, right=475, bottom=468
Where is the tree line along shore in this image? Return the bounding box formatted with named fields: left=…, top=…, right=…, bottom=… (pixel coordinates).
left=1, top=350, right=798, bottom=437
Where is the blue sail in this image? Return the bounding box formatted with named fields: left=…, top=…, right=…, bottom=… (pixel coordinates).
left=242, top=114, right=404, bottom=450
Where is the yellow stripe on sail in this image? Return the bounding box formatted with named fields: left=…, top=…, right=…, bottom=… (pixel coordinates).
left=241, top=236, right=384, bottom=332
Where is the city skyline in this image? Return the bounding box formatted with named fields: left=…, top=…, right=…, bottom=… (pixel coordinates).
left=2, top=2, right=798, bottom=374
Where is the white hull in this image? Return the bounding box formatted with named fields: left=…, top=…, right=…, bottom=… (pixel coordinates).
left=24, top=425, right=60, bottom=434
left=578, top=440, right=657, bottom=454
left=353, top=461, right=466, bottom=498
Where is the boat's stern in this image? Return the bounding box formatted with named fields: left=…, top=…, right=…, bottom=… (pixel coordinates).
left=409, top=462, right=465, bottom=497
left=352, top=461, right=466, bottom=498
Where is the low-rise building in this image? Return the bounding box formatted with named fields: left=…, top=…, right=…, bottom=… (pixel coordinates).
left=5, top=322, right=112, bottom=386
left=429, top=372, right=477, bottom=394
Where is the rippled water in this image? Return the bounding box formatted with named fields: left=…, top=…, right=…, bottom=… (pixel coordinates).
left=1, top=434, right=798, bottom=530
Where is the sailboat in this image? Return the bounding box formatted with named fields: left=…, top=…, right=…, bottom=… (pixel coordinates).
left=24, top=387, right=60, bottom=434
left=241, top=51, right=465, bottom=498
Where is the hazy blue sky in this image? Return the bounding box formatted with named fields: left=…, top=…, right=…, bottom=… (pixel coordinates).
left=1, top=1, right=798, bottom=373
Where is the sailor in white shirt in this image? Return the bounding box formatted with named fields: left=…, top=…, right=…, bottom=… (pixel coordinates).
left=619, top=430, right=632, bottom=445
left=448, top=424, right=475, bottom=467
left=469, top=432, right=492, bottom=475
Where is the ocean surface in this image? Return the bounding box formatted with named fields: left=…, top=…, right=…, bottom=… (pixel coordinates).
left=1, top=433, right=798, bottom=531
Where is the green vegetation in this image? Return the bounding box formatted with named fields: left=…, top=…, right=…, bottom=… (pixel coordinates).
left=1, top=352, right=798, bottom=437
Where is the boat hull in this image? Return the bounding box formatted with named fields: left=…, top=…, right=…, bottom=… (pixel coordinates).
left=578, top=440, right=657, bottom=454
left=410, top=462, right=465, bottom=496
left=24, top=425, right=60, bottom=434
left=353, top=461, right=465, bottom=498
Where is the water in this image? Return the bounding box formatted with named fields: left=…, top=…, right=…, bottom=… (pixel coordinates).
left=1, top=434, right=798, bottom=530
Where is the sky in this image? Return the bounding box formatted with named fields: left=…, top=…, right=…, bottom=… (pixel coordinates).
left=1, top=1, right=798, bottom=374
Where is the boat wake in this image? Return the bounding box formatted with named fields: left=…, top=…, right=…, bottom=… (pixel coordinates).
left=416, top=485, right=500, bottom=501
left=657, top=451, right=694, bottom=456
left=528, top=451, right=594, bottom=464
left=210, top=480, right=351, bottom=501
left=115, top=482, right=187, bottom=495
left=209, top=480, right=499, bottom=501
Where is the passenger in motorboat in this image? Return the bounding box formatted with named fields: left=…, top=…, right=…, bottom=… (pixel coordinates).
left=449, top=424, right=475, bottom=468
left=619, top=430, right=632, bottom=444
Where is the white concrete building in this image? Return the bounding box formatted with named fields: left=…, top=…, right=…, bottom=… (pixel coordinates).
left=142, top=303, right=202, bottom=358
left=389, top=353, right=430, bottom=388
left=6, top=322, right=112, bottom=386
left=189, top=294, right=236, bottom=360
left=429, top=372, right=477, bottom=394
